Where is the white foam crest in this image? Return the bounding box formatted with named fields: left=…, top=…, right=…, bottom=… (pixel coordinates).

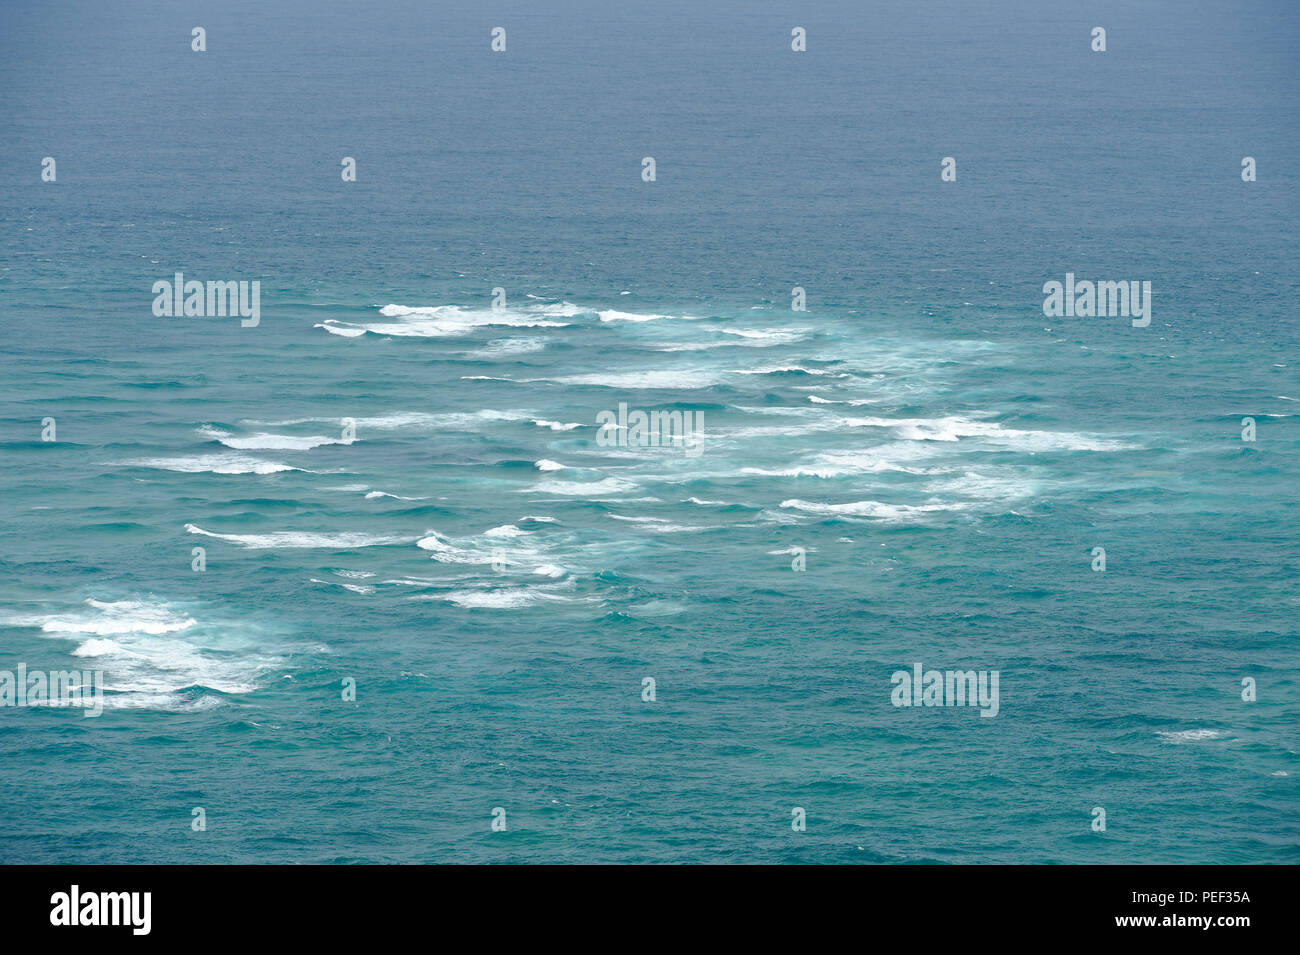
left=923, top=471, right=1038, bottom=501
left=524, top=476, right=639, bottom=496
left=737, top=364, right=838, bottom=376
left=244, top=409, right=529, bottom=432
left=526, top=302, right=588, bottom=317
left=551, top=369, right=726, bottom=389
left=413, top=523, right=592, bottom=581
left=1157, top=729, right=1230, bottom=744
left=9, top=598, right=198, bottom=637
left=314, top=304, right=575, bottom=339
left=74, top=633, right=282, bottom=701
left=779, top=498, right=976, bottom=521
left=199, top=425, right=353, bottom=451
left=123, top=453, right=298, bottom=475
left=314, top=322, right=368, bottom=337
left=607, top=514, right=717, bottom=533
left=741, top=443, right=944, bottom=478
left=373, top=302, right=572, bottom=324
left=597, top=309, right=671, bottom=323
left=841, top=415, right=1133, bottom=450
left=417, top=527, right=545, bottom=567
left=2, top=597, right=298, bottom=710
left=649, top=341, right=729, bottom=352
left=185, top=523, right=413, bottom=549
left=484, top=524, right=530, bottom=538
left=421, top=586, right=577, bottom=609
left=534, top=459, right=566, bottom=471
left=71, top=637, right=122, bottom=657
left=469, top=338, right=546, bottom=357
left=415, top=533, right=492, bottom=563
left=653, top=328, right=811, bottom=352
left=720, top=328, right=810, bottom=344
left=309, top=578, right=376, bottom=594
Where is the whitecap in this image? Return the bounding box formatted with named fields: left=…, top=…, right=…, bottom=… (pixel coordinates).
left=244, top=409, right=528, bottom=432
left=70, top=638, right=122, bottom=657
left=607, top=514, right=717, bottom=533
left=314, top=321, right=367, bottom=337
left=470, top=338, right=546, bottom=357
left=551, top=369, right=725, bottom=389
left=779, top=499, right=975, bottom=521
left=199, top=425, right=353, bottom=451
left=185, top=523, right=412, bottom=549
left=840, top=414, right=1133, bottom=450
left=484, top=524, right=530, bottom=538
left=720, top=328, right=809, bottom=344
left=309, top=578, right=376, bottom=595
left=4, top=598, right=198, bottom=637
left=122, top=453, right=298, bottom=475
left=1, top=597, right=300, bottom=711
left=420, top=587, right=575, bottom=609
left=597, top=309, right=671, bottom=323
left=524, top=476, right=639, bottom=496
left=1157, top=729, right=1230, bottom=744
left=318, top=303, right=575, bottom=339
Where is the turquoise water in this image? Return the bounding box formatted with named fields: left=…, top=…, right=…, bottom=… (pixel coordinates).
left=1, top=0, right=1297, bottom=863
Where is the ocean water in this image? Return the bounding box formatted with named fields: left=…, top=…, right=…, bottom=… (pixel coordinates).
left=0, top=0, right=1297, bottom=863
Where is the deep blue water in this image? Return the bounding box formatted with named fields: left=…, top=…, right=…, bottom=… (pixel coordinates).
left=0, top=0, right=1297, bottom=863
